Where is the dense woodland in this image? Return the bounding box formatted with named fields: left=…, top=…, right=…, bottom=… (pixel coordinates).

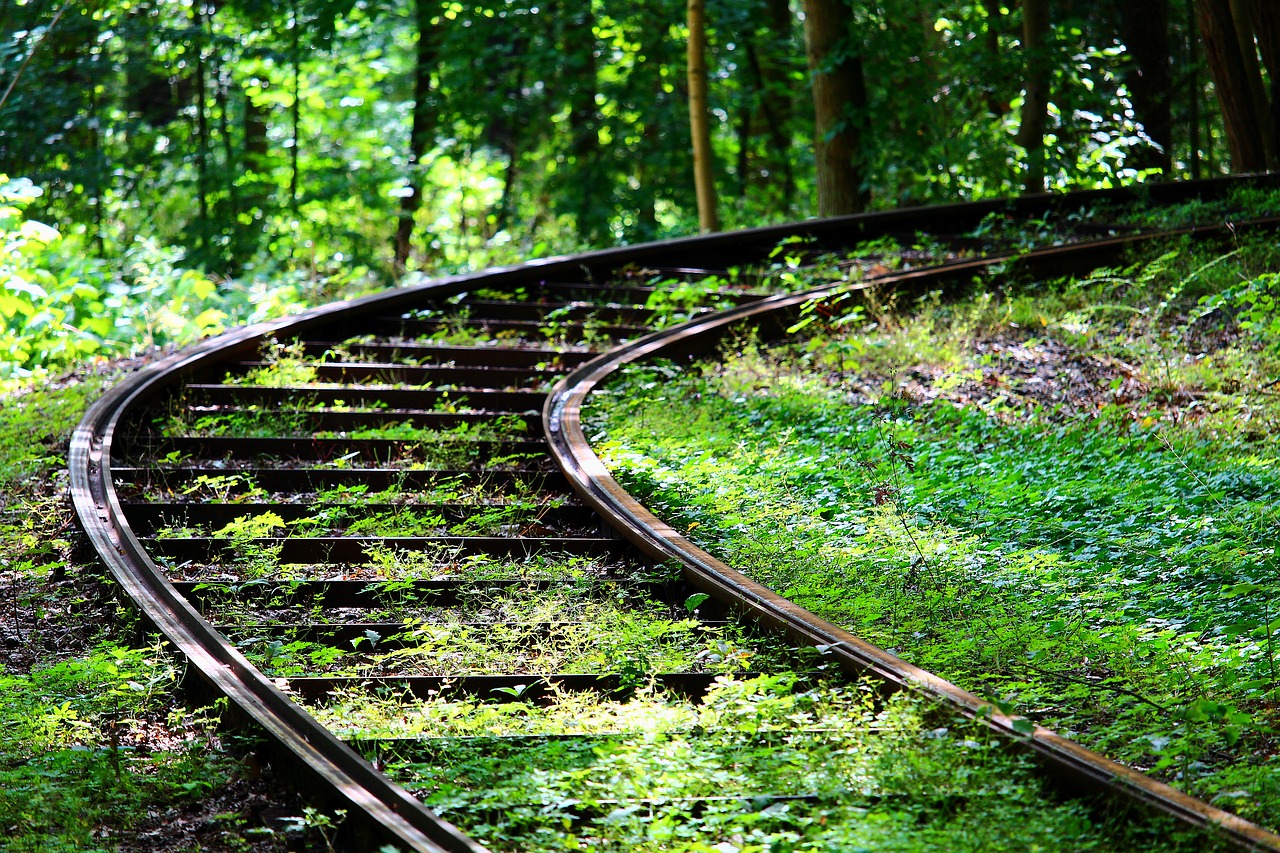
left=5, top=2, right=1280, bottom=849
left=2, top=1, right=1279, bottom=287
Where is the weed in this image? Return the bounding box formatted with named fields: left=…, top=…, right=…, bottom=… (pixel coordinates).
left=231, top=339, right=319, bottom=387
left=166, top=403, right=311, bottom=438
left=586, top=234, right=1280, bottom=830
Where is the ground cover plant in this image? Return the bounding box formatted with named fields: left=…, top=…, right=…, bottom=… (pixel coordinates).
left=0, top=369, right=342, bottom=851
left=325, top=676, right=1221, bottom=852
left=14, top=188, right=1279, bottom=850
left=586, top=229, right=1280, bottom=832
left=237, top=589, right=792, bottom=681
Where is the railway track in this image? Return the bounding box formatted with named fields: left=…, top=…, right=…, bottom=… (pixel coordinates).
left=70, top=178, right=1280, bottom=851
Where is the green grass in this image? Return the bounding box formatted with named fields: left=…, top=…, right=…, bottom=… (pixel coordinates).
left=0, top=372, right=337, bottom=850
left=355, top=676, right=1218, bottom=852
left=0, top=643, right=231, bottom=852
left=586, top=235, right=1280, bottom=832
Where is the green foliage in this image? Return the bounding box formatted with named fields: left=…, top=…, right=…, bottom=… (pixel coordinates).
left=357, top=677, right=1212, bottom=851
left=1200, top=272, right=1280, bottom=346
left=0, top=641, right=232, bottom=852
left=587, top=237, right=1280, bottom=830
left=0, top=176, right=347, bottom=379
left=0, top=0, right=1233, bottom=282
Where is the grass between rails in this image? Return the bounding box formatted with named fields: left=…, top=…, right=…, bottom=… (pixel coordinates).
left=586, top=231, right=1280, bottom=833
left=336, top=676, right=1218, bottom=852
left=233, top=586, right=792, bottom=681
left=0, top=368, right=346, bottom=852
left=11, top=197, right=1271, bottom=851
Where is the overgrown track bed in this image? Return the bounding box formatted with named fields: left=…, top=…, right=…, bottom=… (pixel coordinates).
left=70, top=178, right=1280, bottom=852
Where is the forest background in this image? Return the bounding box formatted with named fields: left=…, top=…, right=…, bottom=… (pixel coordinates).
left=1, top=0, right=1279, bottom=379
left=2, top=2, right=1280, bottom=847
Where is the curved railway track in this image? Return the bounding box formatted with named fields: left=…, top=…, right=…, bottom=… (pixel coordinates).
left=70, top=178, right=1280, bottom=851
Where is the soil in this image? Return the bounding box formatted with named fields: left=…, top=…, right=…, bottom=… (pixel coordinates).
left=835, top=325, right=1274, bottom=431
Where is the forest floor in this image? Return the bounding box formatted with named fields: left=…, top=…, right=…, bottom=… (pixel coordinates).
left=588, top=231, right=1280, bottom=836
left=6, top=213, right=1280, bottom=849
left=0, top=356, right=331, bottom=852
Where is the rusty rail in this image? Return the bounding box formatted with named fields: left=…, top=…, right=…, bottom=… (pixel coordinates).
left=70, top=177, right=1280, bottom=851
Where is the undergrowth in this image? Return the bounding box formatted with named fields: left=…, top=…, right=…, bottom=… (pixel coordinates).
left=587, top=232, right=1280, bottom=833
left=0, top=372, right=337, bottom=851
left=356, top=676, right=1219, bottom=852
left=0, top=177, right=374, bottom=381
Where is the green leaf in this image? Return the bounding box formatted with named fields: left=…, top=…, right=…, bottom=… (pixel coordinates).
left=684, top=593, right=710, bottom=614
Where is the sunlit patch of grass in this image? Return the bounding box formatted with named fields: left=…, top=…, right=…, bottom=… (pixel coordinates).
left=0, top=371, right=109, bottom=489
left=586, top=235, right=1280, bottom=831
left=342, top=676, right=1218, bottom=852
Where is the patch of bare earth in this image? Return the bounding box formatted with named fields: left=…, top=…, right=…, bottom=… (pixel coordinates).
left=840, top=329, right=1261, bottom=428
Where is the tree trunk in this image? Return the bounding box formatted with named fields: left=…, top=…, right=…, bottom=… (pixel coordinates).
left=1245, top=0, right=1280, bottom=163
left=1229, top=0, right=1272, bottom=162
left=687, top=0, right=719, bottom=232
left=213, top=53, right=244, bottom=267
left=192, top=1, right=211, bottom=251
left=736, top=75, right=752, bottom=200
left=394, top=0, right=440, bottom=272
left=1118, top=0, right=1173, bottom=175
left=802, top=0, right=867, bottom=216
left=1016, top=0, right=1051, bottom=193
left=1187, top=0, right=1202, bottom=178
left=984, top=0, right=1001, bottom=58
left=981, top=0, right=1009, bottom=117
left=243, top=96, right=269, bottom=170
left=1195, top=0, right=1270, bottom=171
left=242, top=91, right=271, bottom=234
left=746, top=0, right=797, bottom=209
left=563, top=2, right=604, bottom=240
left=289, top=0, right=302, bottom=215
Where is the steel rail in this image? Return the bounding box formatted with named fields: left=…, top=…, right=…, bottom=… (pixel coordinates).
left=69, top=176, right=1280, bottom=851
left=543, top=218, right=1280, bottom=851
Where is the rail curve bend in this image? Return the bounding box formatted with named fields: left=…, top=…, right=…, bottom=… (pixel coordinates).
left=70, top=177, right=1280, bottom=851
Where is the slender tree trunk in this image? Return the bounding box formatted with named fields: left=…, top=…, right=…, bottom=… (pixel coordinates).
left=1016, top=0, right=1051, bottom=193
left=1187, top=0, right=1203, bottom=177
left=494, top=140, right=519, bottom=235
left=89, top=76, right=106, bottom=256
left=1119, top=0, right=1173, bottom=175
left=756, top=0, right=797, bottom=208
left=802, top=0, right=867, bottom=216
left=290, top=0, right=301, bottom=215
left=1230, top=0, right=1272, bottom=162
left=1245, top=0, right=1280, bottom=163
left=687, top=0, right=720, bottom=232
left=744, top=39, right=795, bottom=203
left=563, top=2, right=603, bottom=239
left=394, top=0, right=440, bottom=272
left=1195, top=0, right=1270, bottom=171
left=979, top=0, right=1011, bottom=116
left=213, top=52, right=243, bottom=264
left=192, top=1, right=211, bottom=251
left=493, top=68, right=524, bottom=235
left=736, top=81, right=752, bottom=200
left=983, top=0, right=1001, bottom=58
left=243, top=93, right=269, bottom=205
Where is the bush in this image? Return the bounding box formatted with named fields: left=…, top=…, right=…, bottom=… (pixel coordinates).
left=0, top=175, right=335, bottom=381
